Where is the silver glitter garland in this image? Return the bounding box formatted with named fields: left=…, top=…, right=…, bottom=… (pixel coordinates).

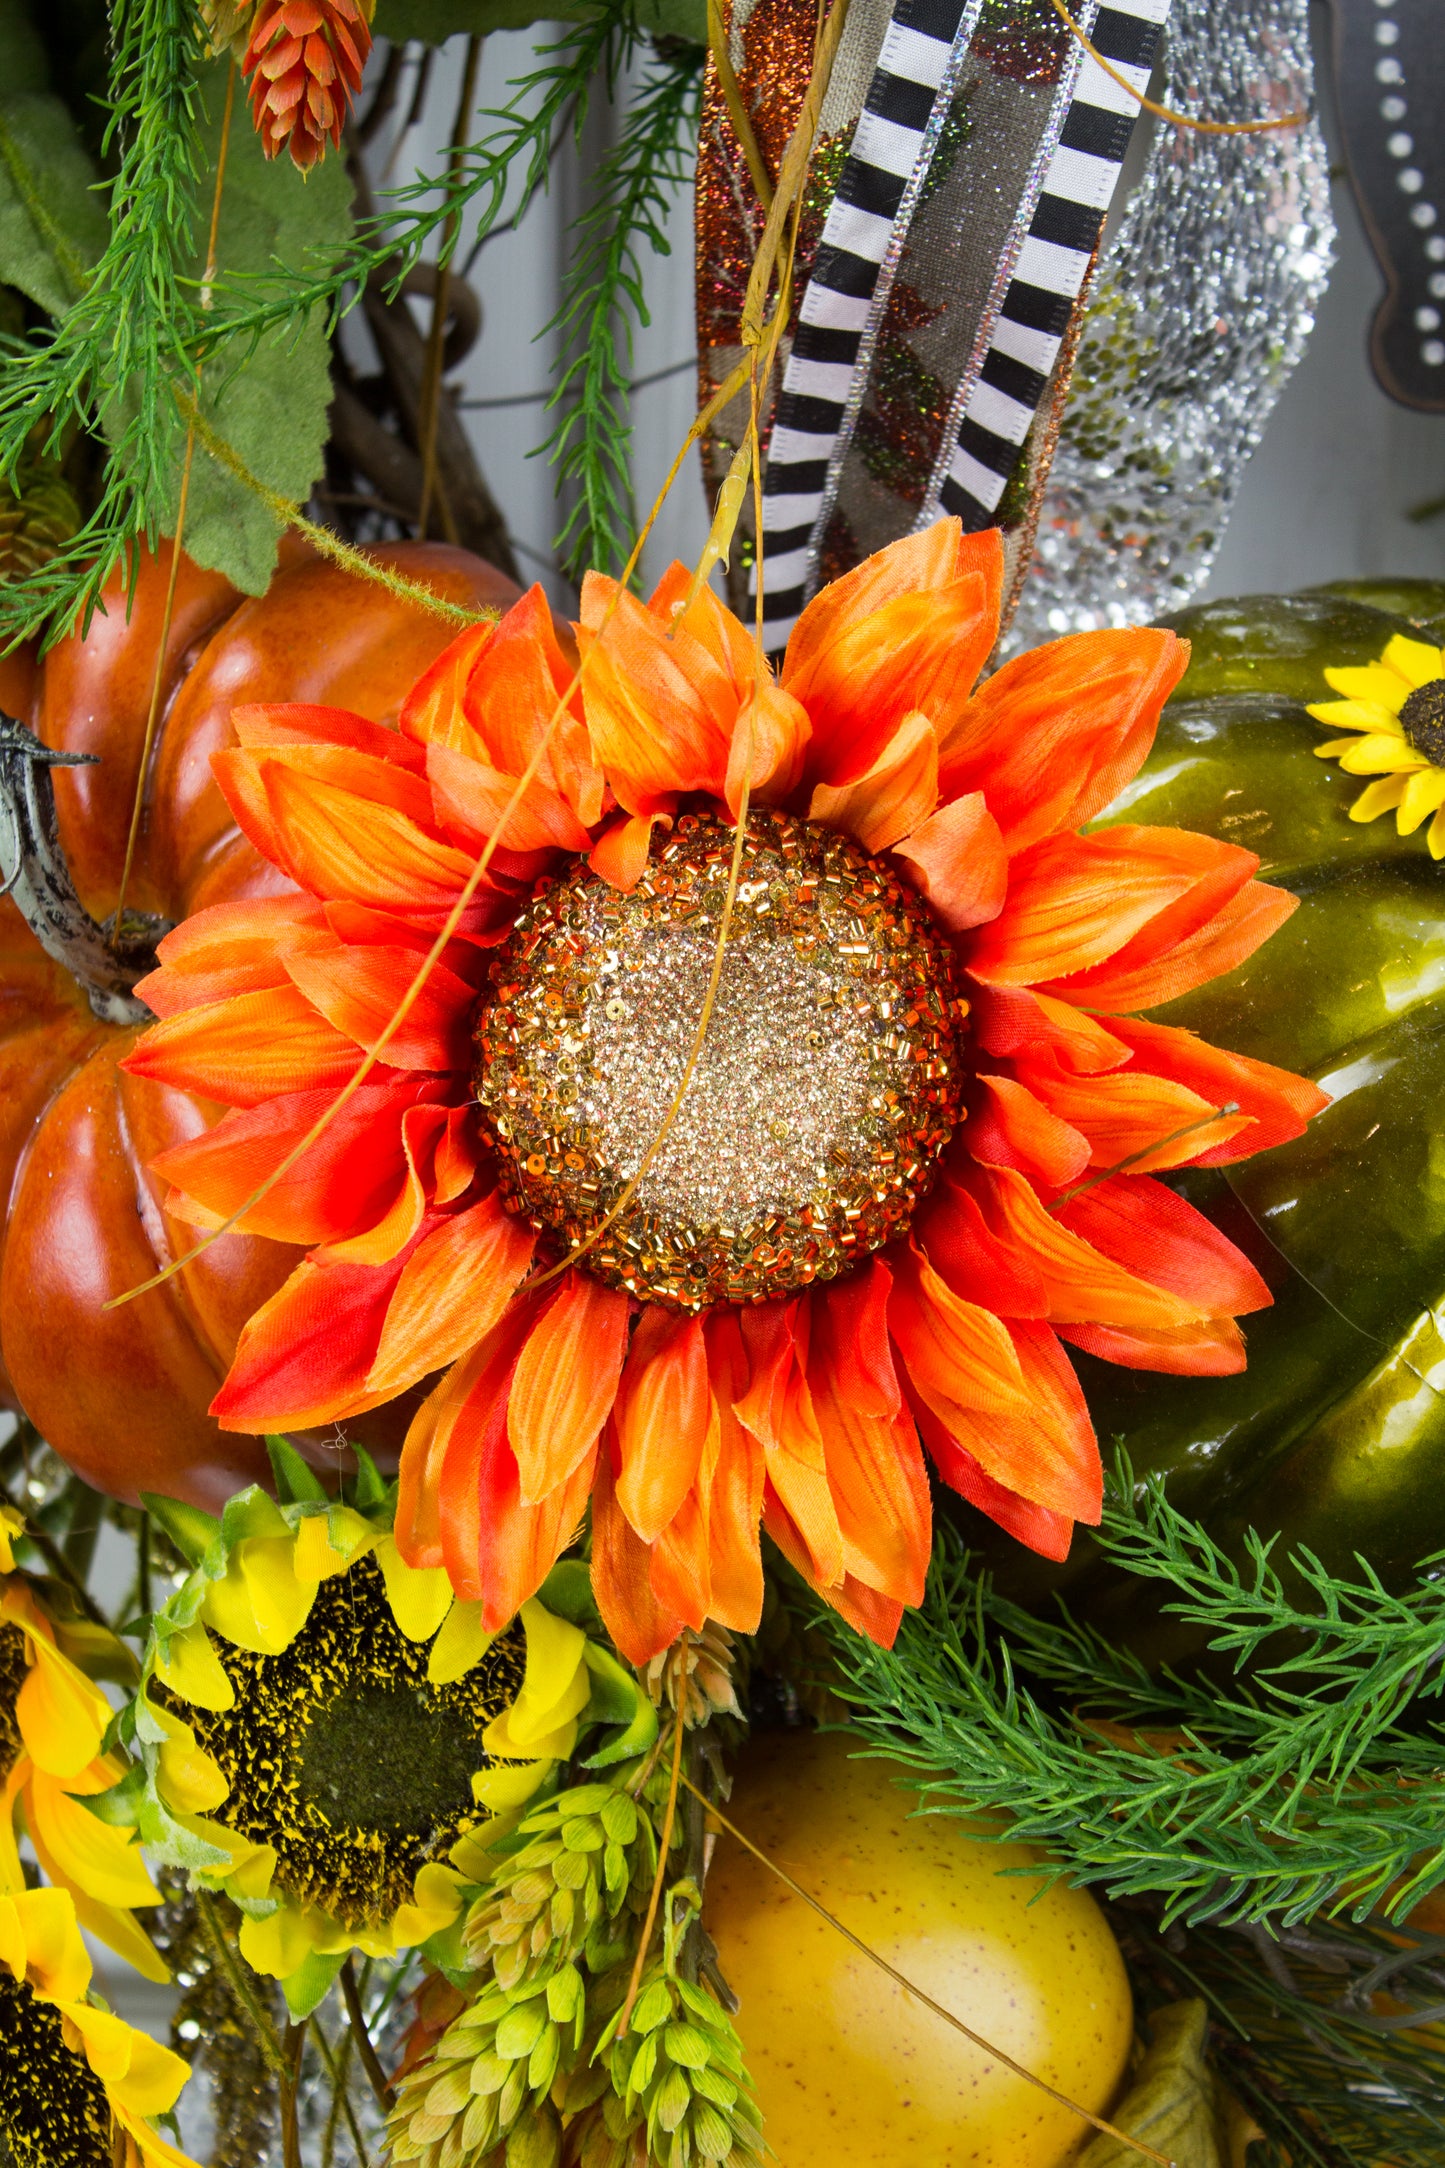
left=1007, top=0, right=1335, bottom=647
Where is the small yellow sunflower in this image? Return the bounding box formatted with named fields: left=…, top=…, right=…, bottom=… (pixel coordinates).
left=111, top=1448, right=655, bottom=2014
left=0, top=1505, right=167, bottom=1985
left=1309, top=631, right=1445, bottom=856
left=0, top=1884, right=198, bottom=2168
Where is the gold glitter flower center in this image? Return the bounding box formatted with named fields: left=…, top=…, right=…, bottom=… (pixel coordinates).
left=474, top=809, right=965, bottom=1308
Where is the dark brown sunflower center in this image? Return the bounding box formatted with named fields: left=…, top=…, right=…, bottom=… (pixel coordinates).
left=1400, top=679, right=1445, bottom=766
left=473, top=808, right=965, bottom=1309
left=0, top=1969, right=112, bottom=2168
left=0, top=1624, right=27, bottom=1791
left=164, top=1557, right=526, bottom=1930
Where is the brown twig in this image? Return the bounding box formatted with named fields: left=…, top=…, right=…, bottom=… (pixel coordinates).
left=194, top=1890, right=289, bottom=2080
left=312, top=2018, right=370, bottom=2168
left=340, top=1953, right=396, bottom=2112
left=281, top=2020, right=308, bottom=2168
left=417, top=34, right=484, bottom=538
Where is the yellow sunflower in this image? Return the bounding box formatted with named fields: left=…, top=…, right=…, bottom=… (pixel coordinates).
left=112, top=1448, right=655, bottom=2014
left=0, top=1505, right=167, bottom=1985
left=0, top=1884, right=198, bottom=2168
left=1309, top=630, right=1445, bottom=855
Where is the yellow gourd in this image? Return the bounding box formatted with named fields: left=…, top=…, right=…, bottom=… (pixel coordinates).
left=705, top=1730, right=1132, bottom=2168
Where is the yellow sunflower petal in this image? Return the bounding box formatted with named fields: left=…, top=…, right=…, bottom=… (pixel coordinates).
left=153, top=1624, right=235, bottom=1714
left=1430, top=806, right=1445, bottom=861
left=1335, top=736, right=1428, bottom=776
left=293, top=1508, right=374, bottom=1585
left=23, top=1769, right=160, bottom=1910
left=200, top=1535, right=315, bottom=1655
left=1324, top=660, right=1414, bottom=707
left=227, top=1843, right=278, bottom=1902
left=482, top=1707, right=578, bottom=1763
left=150, top=1705, right=231, bottom=1816
left=0, top=1764, right=26, bottom=1894
left=111, top=2100, right=204, bottom=2168
left=13, top=1884, right=91, bottom=2002
left=1382, top=633, right=1445, bottom=691
left=510, top=1600, right=590, bottom=1745
left=1314, top=737, right=1374, bottom=757
left=1308, top=696, right=1406, bottom=733
left=372, top=1534, right=453, bottom=1643
left=1349, top=774, right=1411, bottom=822
left=64, top=2003, right=191, bottom=2116
left=64, top=1888, right=169, bottom=1987
left=471, top=1760, right=552, bottom=1812
left=239, top=1901, right=337, bottom=1980
left=426, top=1598, right=495, bottom=1687
left=15, top=1635, right=112, bottom=1781
left=1396, top=767, right=1445, bottom=834
left=0, top=1503, right=22, bottom=1574
left=389, top=1861, right=464, bottom=1949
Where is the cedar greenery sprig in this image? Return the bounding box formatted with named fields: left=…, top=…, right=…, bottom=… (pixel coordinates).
left=539, top=47, right=702, bottom=581
left=821, top=1459, right=1445, bottom=1930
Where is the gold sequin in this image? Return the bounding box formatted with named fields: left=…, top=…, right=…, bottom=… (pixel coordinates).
left=474, top=810, right=966, bottom=1310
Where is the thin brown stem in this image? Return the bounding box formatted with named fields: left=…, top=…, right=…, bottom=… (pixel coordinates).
left=281, top=2019, right=308, bottom=2168
left=683, top=1775, right=1177, bottom=2167
left=1047, top=0, right=1304, bottom=135
left=18, top=1512, right=111, bottom=1632
left=340, top=1953, right=396, bottom=2112
left=312, top=2018, right=370, bottom=2168
left=417, top=34, right=483, bottom=537
left=618, top=1631, right=690, bottom=2037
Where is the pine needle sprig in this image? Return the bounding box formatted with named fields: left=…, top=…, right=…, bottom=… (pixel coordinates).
left=538, top=48, right=702, bottom=582
left=820, top=1462, right=1445, bottom=1930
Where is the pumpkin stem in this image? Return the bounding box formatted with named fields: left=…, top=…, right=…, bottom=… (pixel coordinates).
left=0, top=712, right=170, bottom=1026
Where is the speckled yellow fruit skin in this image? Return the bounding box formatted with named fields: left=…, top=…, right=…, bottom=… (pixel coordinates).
left=705, top=1731, right=1132, bottom=2168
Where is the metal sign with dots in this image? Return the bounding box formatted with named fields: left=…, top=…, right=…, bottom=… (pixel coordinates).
left=1330, top=0, right=1445, bottom=410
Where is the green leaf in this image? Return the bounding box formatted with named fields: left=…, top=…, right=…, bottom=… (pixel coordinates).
left=81, top=1762, right=148, bottom=1828
left=347, top=1443, right=388, bottom=1512
left=1076, top=2001, right=1259, bottom=2168
left=140, top=1494, right=222, bottom=1569
left=280, top=1946, right=347, bottom=2020
left=265, top=1434, right=329, bottom=1505
left=0, top=91, right=107, bottom=316
left=219, top=1485, right=290, bottom=1548
left=134, top=59, right=353, bottom=594
left=539, top=1558, right=601, bottom=1629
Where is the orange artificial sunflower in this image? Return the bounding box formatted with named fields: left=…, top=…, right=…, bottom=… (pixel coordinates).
left=124, top=523, right=1325, bottom=1660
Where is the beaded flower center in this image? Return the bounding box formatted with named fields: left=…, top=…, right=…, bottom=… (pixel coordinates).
left=0, top=1970, right=111, bottom=2168
left=1401, top=679, right=1445, bottom=767
left=474, top=809, right=965, bottom=1309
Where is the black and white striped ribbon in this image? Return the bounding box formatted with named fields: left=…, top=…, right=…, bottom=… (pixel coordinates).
left=752, top=0, right=1170, bottom=651
left=753, top=0, right=984, bottom=641
left=931, top=1, right=1170, bottom=531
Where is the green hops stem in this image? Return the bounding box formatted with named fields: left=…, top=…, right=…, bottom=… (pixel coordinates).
left=587, top=1954, right=764, bottom=2168
left=465, top=1783, right=659, bottom=1992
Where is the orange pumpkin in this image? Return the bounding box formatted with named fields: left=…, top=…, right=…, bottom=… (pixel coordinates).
left=0, top=537, right=516, bottom=1509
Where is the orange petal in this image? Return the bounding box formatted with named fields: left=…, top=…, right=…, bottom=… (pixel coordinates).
left=1012, top=1054, right=1251, bottom=1172
left=648, top=1432, right=716, bottom=1633
left=367, top=1193, right=536, bottom=1398
left=508, top=1273, right=632, bottom=1506
left=761, top=1484, right=905, bottom=1645
left=888, top=1243, right=1100, bottom=1519
left=647, top=563, right=758, bottom=694
left=936, top=627, right=1189, bottom=853
left=908, top=1388, right=1074, bottom=1560
left=284, top=942, right=476, bottom=1071
left=589, top=811, right=670, bottom=892
left=396, top=1304, right=537, bottom=1580
left=258, top=761, right=475, bottom=911
left=784, top=522, right=994, bottom=674
left=698, top=1313, right=766, bottom=1633
left=966, top=1074, right=1091, bottom=1185
left=968, top=827, right=1257, bottom=989
left=1040, top=878, right=1298, bottom=1013
left=398, top=621, right=495, bottom=748
left=138, top=897, right=330, bottom=1016
left=123, top=985, right=363, bottom=1106
left=724, top=680, right=812, bottom=814
left=913, top=1166, right=1049, bottom=1317
left=591, top=1426, right=686, bottom=1664
left=211, top=1247, right=413, bottom=1430
left=735, top=1301, right=843, bottom=1589
left=613, top=1307, right=710, bottom=1544
left=1100, top=1017, right=1327, bottom=1165
left=806, top=1261, right=931, bottom=1607
left=969, top=982, right=1132, bottom=1074
left=1056, top=1172, right=1272, bottom=1316
left=1056, top=1316, right=1247, bottom=1376
left=965, top=1163, right=1205, bottom=1328
left=475, top=1422, right=595, bottom=1634
left=578, top=576, right=733, bottom=811
left=461, top=587, right=602, bottom=826
left=426, top=740, right=591, bottom=855
left=807, top=712, right=938, bottom=852
left=232, top=700, right=428, bottom=774
left=891, top=792, right=1007, bottom=932
left=150, top=1079, right=444, bottom=1244
left=322, top=1101, right=450, bottom=1264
